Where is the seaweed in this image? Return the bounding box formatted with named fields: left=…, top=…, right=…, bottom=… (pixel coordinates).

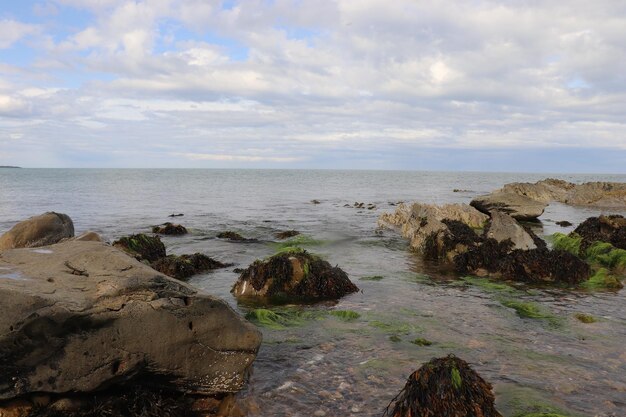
left=581, top=268, right=623, bottom=290
left=151, top=223, right=188, bottom=236
left=551, top=233, right=582, bottom=256
left=585, top=241, right=626, bottom=271
left=574, top=215, right=626, bottom=251
left=384, top=355, right=502, bottom=417
left=360, top=275, right=384, bottom=281
left=274, top=230, right=300, bottom=240
left=574, top=313, right=596, bottom=323
left=500, top=300, right=561, bottom=326
left=410, top=338, right=433, bottom=346
left=113, top=234, right=166, bottom=262
left=151, top=253, right=227, bottom=280
left=328, top=310, right=360, bottom=320
left=217, top=231, right=256, bottom=242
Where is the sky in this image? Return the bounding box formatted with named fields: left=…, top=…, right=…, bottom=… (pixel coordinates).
left=0, top=0, right=625, bottom=172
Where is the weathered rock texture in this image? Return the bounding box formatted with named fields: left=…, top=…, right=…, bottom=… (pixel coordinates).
left=485, top=210, right=537, bottom=251
left=0, top=212, right=74, bottom=251
left=151, top=253, right=228, bottom=281
left=232, top=249, right=358, bottom=302
left=378, top=203, right=488, bottom=258
left=151, top=223, right=188, bottom=236
left=574, top=215, right=626, bottom=252
left=0, top=240, right=261, bottom=401
left=112, top=234, right=166, bottom=262
left=471, top=179, right=626, bottom=220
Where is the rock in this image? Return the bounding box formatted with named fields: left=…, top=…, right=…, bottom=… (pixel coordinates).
left=274, top=230, right=300, bottom=240
left=231, top=248, right=358, bottom=302
left=217, top=231, right=256, bottom=242
left=0, top=240, right=261, bottom=399
left=112, top=234, right=166, bottom=262
left=168, top=213, right=184, bottom=217
left=378, top=203, right=488, bottom=256
left=73, top=231, right=103, bottom=242
left=151, top=222, right=188, bottom=235
left=471, top=192, right=547, bottom=220
left=0, top=212, right=74, bottom=251
left=0, top=399, right=32, bottom=417
left=385, top=355, right=502, bottom=417
left=485, top=211, right=537, bottom=250
left=152, top=253, right=228, bottom=280
left=311, top=200, right=321, bottom=204
left=473, top=179, right=626, bottom=221
left=556, top=220, right=573, bottom=227
left=574, top=215, right=626, bottom=251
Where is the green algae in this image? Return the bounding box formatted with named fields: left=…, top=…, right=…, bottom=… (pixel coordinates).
left=245, top=308, right=322, bottom=330
left=450, top=367, right=462, bottom=389
left=360, top=275, right=385, bottom=281
left=574, top=313, right=596, bottom=323
left=389, top=335, right=402, bottom=342
left=411, top=337, right=433, bottom=346
left=581, top=268, right=623, bottom=290
left=551, top=233, right=582, bottom=256
left=500, top=300, right=561, bottom=327
left=272, top=234, right=325, bottom=251
left=585, top=241, right=626, bottom=271
left=369, top=320, right=417, bottom=335
left=461, top=276, right=518, bottom=294
left=498, top=385, right=581, bottom=417
left=329, top=310, right=361, bottom=321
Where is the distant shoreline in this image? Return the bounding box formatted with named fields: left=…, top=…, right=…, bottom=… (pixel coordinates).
left=0, top=166, right=20, bottom=169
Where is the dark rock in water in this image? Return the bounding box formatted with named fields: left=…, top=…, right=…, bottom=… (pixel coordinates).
left=384, top=355, right=502, bottom=417
left=0, top=212, right=74, bottom=250
left=232, top=268, right=245, bottom=274
left=455, top=241, right=590, bottom=285
left=152, top=253, right=228, bottom=280
left=423, top=220, right=483, bottom=262
left=574, top=215, right=626, bottom=251
left=151, top=222, right=188, bottom=235
left=217, top=231, right=257, bottom=242
left=168, top=213, right=184, bottom=217
left=274, top=230, right=300, bottom=240
left=113, top=234, right=166, bottom=262
left=556, top=220, right=573, bottom=227
left=0, top=240, right=261, bottom=401
left=231, top=249, right=359, bottom=302
left=311, top=199, right=321, bottom=204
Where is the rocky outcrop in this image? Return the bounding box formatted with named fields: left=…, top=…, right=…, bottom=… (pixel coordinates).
left=274, top=230, right=300, bottom=240
left=112, top=234, right=166, bottom=262
left=385, top=355, right=502, bottom=417
left=0, top=212, right=74, bottom=250
left=0, top=240, right=261, bottom=401
left=485, top=210, right=538, bottom=251
left=73, top=231, right=104, bottom=242
left=471, top=179, right=626, bottom=220
left=574, top=215, right=626, bottom=251
left=217, top=231, right=257, bottom=242
left=152, top=253, right=228, bottom=280
left=151, top=223, right=188, bottom=235
left=470, top=192, right=547, bottom=220
left=232, top=248, right=358, bottom=302
left=378, top=203, right=488, bottom=257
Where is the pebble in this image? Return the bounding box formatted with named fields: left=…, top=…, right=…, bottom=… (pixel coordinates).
left=314, top=410, right=326, bottom=417
left=351, top=406, right=361, bottom=413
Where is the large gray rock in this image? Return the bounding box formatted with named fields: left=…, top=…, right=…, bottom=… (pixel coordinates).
left=0, top=212, right=74, bottom=251
left=485, top=211, right=537, bottom=250
left=0, top=240, right=261, bottom=400
left=378, top=203, right=488, bottom=258
left=470, top=191, right=547, bottom=220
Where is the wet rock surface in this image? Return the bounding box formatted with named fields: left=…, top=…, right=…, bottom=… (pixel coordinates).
left=0, top=240, right=262, bottom=401
left=151, top=222, right=188, bottom=235
left=0, top=212, right=74, bottom=251
left=232, top=249, right=359, bottom=302
left=274, top=230, right=300, bottom=240
left=217, top=231, right=257, bottom=242
left=384, top=355, right=502, bottom=417
left=112, top=233, right=166, bottom=262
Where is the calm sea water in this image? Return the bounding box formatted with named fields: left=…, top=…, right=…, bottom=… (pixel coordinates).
left=1, top=169, right=625, bottom=417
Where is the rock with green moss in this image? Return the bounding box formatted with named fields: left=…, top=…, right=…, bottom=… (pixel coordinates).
left=113, top=234, right=166, bottom=262
left=384, top=355, right=502, bottom=417
left=231, top=249, right=358, bottom=302
left=574, top=313, right=596, bottom=323
left=582, top=268, right=623, bottom=290
left=217, top=231, right=257, bottom=242
left=274, top=230, right=300, bottom=240
left=574, top=215, right=626, bottom=251
left=151, top=253, right=228, bottom=280
left=151, top=222, right=188, bottom=235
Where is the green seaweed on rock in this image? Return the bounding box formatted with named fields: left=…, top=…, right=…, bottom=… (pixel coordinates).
left=500, top=300, right=561, bottom=327
left=411, top=337, right=433, bottom=346
left=272, top=234, right=325, bottom=251
left=585, top=241, right=626, bottom=271
left=360, top=275, right=385, bottom=281
left=551, top=233, right=582, bottom=256
left=329, top=310, right=361, bottom=320
left=574, top=313, right=596, bottom=323
left=581, top=268, right=623, bottom=290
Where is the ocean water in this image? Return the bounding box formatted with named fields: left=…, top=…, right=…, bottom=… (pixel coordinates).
left=1, top=169, right=625, bottom=417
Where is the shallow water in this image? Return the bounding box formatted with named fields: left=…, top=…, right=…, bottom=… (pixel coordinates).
left=1, top=169, right=625, bottom=416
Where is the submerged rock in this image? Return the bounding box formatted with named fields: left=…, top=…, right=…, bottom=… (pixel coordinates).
left=274, top=230, right=301, bottom=240
left=0, top=212, right=74, bottom=251
left=0, top=240, right=262, bottom=401
left=151, top=222, right=188, bottom=235
left=217, top=231, right=257, bottom=242
left=152, top=253, right=228, bottom=280
left=112, top=233, right=166, bottom=262
left=556, top=220, right=573, bottom=227
left=231, top=249, right=359, bottom=302
left=384, top=355, right=502, bottom=417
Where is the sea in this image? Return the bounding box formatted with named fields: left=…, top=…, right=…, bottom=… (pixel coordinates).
left=1, top=169, right=625, bottom=417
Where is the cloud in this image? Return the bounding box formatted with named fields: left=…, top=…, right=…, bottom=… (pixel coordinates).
left=0, top=0, right=625, bottom=169
left=0, top=20, right=40, bottom=48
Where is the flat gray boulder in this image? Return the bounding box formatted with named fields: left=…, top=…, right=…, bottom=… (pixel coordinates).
left=0, top=240, right=261, bottom=400
left=0, top=212, right=74, bottom=251
left=470, top=191, right=547, bottom=220
left=485, top=210, right=537, bottom=250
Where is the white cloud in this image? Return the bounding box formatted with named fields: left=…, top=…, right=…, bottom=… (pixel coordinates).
left=0, top=20, right=40, bottom=48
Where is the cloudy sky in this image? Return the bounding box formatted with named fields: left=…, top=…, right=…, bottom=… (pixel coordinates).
left=0, top=0, right=625, bottom=171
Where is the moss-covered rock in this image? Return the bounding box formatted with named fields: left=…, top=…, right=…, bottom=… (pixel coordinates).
left=151, top=222, right=188, bottom=235
left=151, top=253, right=228, bottom=280
left=274, top=230, right=300, bottom=239
left=113, top=234, right=166, bottom=262
left=581, top=268, right=623, bottom=290
left=384, top=355, right=502, bottom=417
left=574, top=215, right=626, bottom=251
left=231, top=249, right=358, bottom=302
left=217, top=231, right=256, bottom=242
